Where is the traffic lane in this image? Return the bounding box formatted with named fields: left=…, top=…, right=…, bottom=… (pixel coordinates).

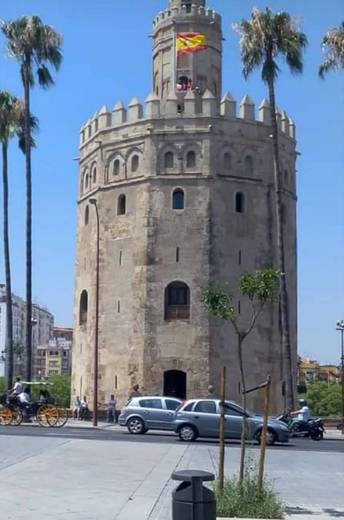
left=1, top=425, right=343, bottom=452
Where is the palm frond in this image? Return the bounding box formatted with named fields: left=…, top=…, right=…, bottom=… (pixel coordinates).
left=319, top=21, right=344, bottom=78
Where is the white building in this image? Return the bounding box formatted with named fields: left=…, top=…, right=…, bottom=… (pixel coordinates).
left=0, top=284, right=54, bottom=378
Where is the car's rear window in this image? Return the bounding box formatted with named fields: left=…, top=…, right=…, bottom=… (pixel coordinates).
left=139, top=398, right=163, bottom=409
left=165, top=399, right=181, bottom=410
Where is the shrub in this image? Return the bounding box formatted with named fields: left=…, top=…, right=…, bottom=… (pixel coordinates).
left=215, top=474, right=285, bottom=519
left=30, top=376, right=71, bottom=407
left=0, top=376, right=5, bottom=393
left=303, top=382, right=341, bottom=417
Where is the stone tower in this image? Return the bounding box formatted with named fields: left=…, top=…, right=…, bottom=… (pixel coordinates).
left=72, top=0, right=297, bottom=412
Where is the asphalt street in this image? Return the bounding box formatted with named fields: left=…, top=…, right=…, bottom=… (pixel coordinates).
left=1, top=424, right=343, bottom=452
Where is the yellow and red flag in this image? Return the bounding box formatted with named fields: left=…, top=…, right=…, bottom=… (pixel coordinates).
left=176, top=32, right=207, bottom=56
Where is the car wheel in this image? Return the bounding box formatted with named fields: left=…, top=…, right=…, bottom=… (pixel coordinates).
left=178, top=425, right=197, bottom=442
left=127, top=417, right=146, bottom=434
left=255, top=428, right=277, bottom=446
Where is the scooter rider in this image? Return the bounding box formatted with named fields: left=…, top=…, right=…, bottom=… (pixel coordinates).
left=290, top=399, right=310, bottom=424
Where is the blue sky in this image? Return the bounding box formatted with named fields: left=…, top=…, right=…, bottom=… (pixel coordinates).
left=0, top=0, right=343, bottom=363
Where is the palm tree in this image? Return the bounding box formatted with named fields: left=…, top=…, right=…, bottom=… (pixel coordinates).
left=0, top=92, right=38, bottom=389
left=234, top=9, right=307, bottom=409
left=0, top=92, right=17, bottom=390
left=2, top=17, right=62, bottom=381
left=319, top=22, right=344, bottom=78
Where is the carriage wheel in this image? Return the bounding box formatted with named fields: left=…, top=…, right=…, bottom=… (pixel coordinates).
left=50, top=408, right=69, bottom=428
left=0, top=406, right=13, bottom=426
left=10, top=407, right=23, bottom=426
left=36, top=404, right=59, bottom=428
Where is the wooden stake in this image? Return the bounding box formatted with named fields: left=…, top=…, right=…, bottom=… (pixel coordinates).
left=218, top=366, right=226, bottom=492
left=257, top=375, right=271, bottom=494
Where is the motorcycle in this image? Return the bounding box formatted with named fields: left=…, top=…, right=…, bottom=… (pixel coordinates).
left=277, top=413, right=325, bottom=441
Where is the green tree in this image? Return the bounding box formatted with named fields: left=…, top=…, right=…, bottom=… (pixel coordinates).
left=234, top=9, right=307, bottom=410
left=203, top=268, right=280, bottom=483
left=2, top=17, right=62, bottom=381
left=0, top=92, right=37, bottom=389
left=319, top=22, right=344, bottom=78
left=305, top=382, right=341, bottom=417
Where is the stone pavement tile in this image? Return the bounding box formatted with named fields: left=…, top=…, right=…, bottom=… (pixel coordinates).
left=0, top=437, right=185, bottom=520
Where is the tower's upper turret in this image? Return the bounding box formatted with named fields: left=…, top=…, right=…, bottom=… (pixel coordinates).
left=152, top=1, right=222, bottom=104
left=170, top=0, right=205, bottom=7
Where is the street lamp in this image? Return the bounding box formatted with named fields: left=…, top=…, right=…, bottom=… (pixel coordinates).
left=336, top=320, right=344, bottom=435
left=89, top=197, right=100, bottom=427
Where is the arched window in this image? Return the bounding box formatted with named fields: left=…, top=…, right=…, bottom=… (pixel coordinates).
left=117, top=194, right=126, bottom=215
left=172, top=189, right=184, bottom=210
left=186, top=150, right=196, bottom=168
left=84, top=205, right=89, bottom=226
left=79, top=290, right=88, bottom=325
left=131, top=154, right=139, bottom=173
left=92, top=166, right=97, bottom=183
left=164, top=151, right=174, bottom=169
left=84, top=173, right=89, bottom=191
left=165, top=281, right=190, bottom=320
left=113, top=159, right=120, bottom=176
left=244, top=156, right=254, bottom=176
left=223, top=152, right=232, bottom=171
left=235, top=192, right=245, bottom=213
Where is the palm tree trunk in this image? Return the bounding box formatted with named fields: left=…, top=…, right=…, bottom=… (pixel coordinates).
left=238, top=335, right=247, bottom=483
left=267, top=79, right=295, bottom=410
left=23, top=66, right=32, bottom=382
left=2, top=141, right=14, bottom=390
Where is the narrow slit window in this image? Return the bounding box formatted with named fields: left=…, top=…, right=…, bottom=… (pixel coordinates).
left=235, top=192, right=245, bottom=213
left=117, top=300, right=121, bottom=313
left=238, top=250, right=242, bottom=265
left=119, top=250, right=123, bottom=266
left=84, top=205, right=89, bottom=226
left=117, top=194, right=126, bottom=215
left=176, top=247, right=180, bottom=263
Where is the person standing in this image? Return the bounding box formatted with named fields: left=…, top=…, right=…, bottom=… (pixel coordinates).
left=129, top=384, right=142, bottom=399
left=106, top=394, right=117, bottom=423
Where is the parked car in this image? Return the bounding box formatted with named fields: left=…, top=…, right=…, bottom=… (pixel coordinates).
left=119, top=396, right=182, bottom=434
left=173, top=399, right=289, bottom=445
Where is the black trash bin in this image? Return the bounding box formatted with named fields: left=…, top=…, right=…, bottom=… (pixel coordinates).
left=172, top=469, right=216, bottom=520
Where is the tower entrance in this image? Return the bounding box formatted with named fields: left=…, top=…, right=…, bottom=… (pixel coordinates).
left=163, top=370, right=187, bottom=399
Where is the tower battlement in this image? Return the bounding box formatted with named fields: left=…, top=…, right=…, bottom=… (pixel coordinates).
left=80, top=93, right=295, bottom=147
left=153, top=5, right=221, bottom=29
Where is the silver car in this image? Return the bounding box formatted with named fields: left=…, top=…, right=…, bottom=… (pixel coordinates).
left=173, top=399, right=289, bottom=445
left=119, top=396, right=182, bottom=434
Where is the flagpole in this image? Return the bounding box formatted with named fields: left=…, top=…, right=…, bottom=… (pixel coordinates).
left=172, top=28, right=176, bottom=92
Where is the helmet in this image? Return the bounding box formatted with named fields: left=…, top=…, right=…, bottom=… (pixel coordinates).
left=299, top=399, right=307, bottom=406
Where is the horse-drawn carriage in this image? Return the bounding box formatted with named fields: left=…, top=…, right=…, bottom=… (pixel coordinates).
left=0, top=382, right=69, bottom=428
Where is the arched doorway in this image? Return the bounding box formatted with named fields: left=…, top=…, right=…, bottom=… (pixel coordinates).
left=163, top=370, right=187, bottom=400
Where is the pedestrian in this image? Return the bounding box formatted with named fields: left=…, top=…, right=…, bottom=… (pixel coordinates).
left=106, top=394, right=117, bottom=423
left=207, top=385, right=215, bottom=398
left=73, top=396, right=81, bottom=419
left=80, top=395, right=89, bottom=420
left=129, top=384, right=142, bottom=399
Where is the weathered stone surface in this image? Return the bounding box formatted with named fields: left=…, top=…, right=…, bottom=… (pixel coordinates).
left=72, top=0, right=297, bottom=413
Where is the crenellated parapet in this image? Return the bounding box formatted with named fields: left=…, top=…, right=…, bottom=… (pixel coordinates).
left=79, top=91, right=296, bottom=147
left=153, top=5, right=221, bottom=30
